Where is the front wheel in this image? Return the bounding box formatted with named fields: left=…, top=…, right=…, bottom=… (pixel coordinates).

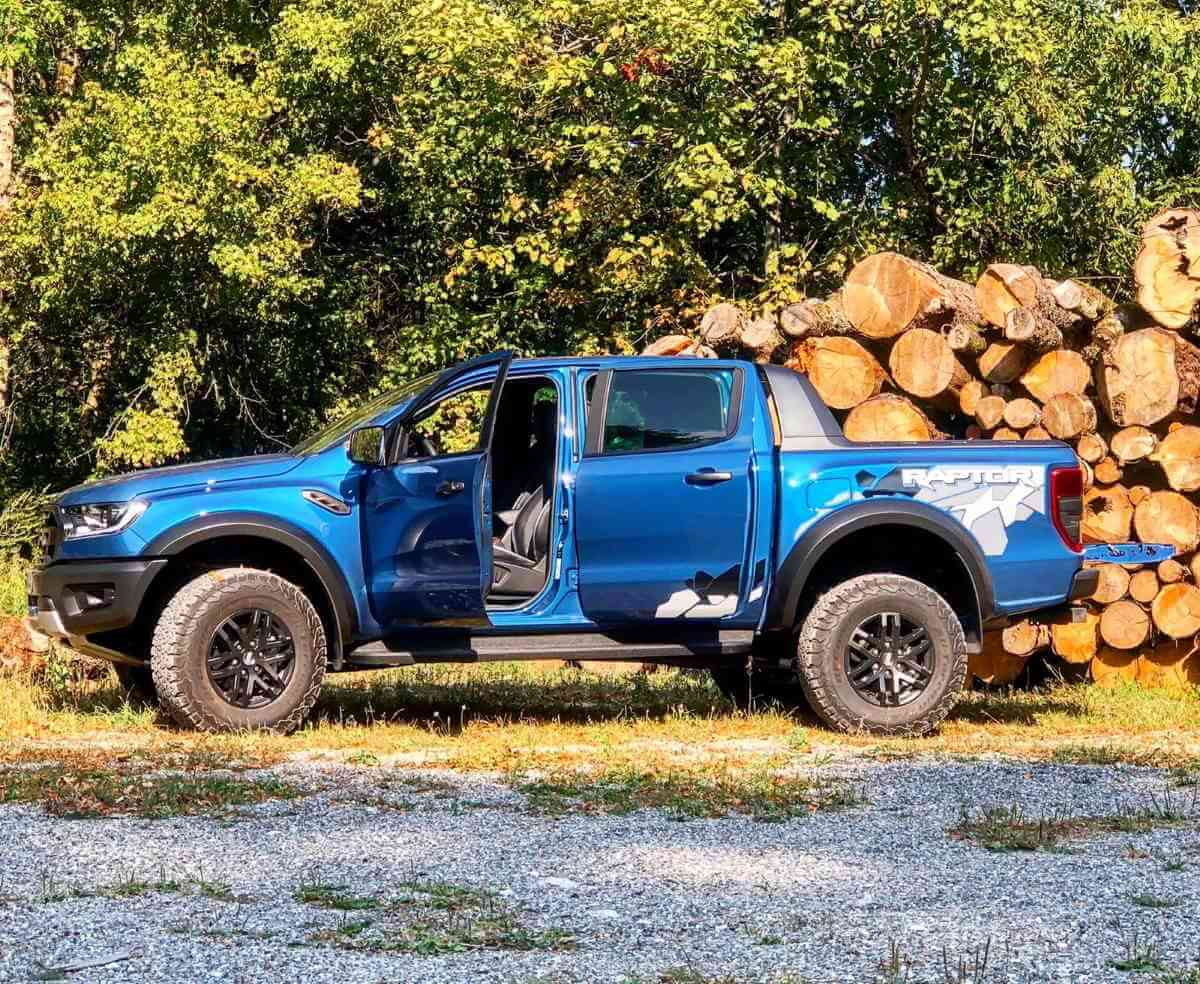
left=796, top=573, right=965, bottom=737
left=150, top=568, right=327, bottom=734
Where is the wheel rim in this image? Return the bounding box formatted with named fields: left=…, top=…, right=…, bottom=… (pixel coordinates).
left=206, top=609, right=296, bottom=709
left=843, top=611, right=934, bottom=707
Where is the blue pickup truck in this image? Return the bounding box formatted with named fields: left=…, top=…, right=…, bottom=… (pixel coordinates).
left=27, top=352, right=1101, bottom=736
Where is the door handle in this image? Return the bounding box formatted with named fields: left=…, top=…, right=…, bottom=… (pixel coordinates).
left=436, top=480, right=466, bottom=496
left=686, top=469, right=734, bottom=486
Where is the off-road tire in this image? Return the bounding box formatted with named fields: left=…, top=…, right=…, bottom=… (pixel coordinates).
left=150, top=568, right=326, bottom=734
left=113, top=663, right=157, bottom=706
left=796, top=573, right=966, bottom=737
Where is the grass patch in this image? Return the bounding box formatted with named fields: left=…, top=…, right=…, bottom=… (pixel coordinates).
left=1130, top=893, right=1181, bottom=909
left=0, top=764, right=301, bottom=819
left=951, top=788, right=1198, bottom=852
left=294, top=879, right=382, bottom=911
left=1111, top=936, right=1166, bottom=973
left=517, top=764, right=864, bottom=822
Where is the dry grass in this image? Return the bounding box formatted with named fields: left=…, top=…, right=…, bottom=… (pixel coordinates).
left=0, top=662, right=1197, bottom=789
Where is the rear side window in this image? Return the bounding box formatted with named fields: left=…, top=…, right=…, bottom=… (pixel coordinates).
left=600, top=369, right=736, bottom=453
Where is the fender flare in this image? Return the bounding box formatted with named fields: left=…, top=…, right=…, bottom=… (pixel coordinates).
left=766, top=498, right=996, bottom=643
left=144, top=513, right=357, bottom=649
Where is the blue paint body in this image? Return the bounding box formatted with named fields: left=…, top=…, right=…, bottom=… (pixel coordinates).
left=47, top=355, right=1093, bottom=649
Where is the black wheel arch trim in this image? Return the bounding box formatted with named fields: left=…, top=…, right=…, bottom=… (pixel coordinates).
left=144, top=513, right=357, bottom=651
left=766, top=498, right=996, bottom=649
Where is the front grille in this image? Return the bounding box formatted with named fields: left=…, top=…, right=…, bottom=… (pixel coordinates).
left=41, top=509, right=61, bottom=564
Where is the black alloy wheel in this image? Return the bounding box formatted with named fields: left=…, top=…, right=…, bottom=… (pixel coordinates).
left=205, top=608, right=297, bottom=709
left=843, top=611, right=933, bottom=707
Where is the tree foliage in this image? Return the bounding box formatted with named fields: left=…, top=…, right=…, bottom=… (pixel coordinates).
left=0, top=0, right=1198, bottom=495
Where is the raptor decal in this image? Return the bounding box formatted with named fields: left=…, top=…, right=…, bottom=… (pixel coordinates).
left=655, top=564, right=741, bottom=618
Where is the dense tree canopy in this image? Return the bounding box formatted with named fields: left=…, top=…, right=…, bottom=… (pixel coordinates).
left=0, top=0, right=1197, bottom=495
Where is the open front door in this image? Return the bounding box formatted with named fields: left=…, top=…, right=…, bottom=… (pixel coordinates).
left=361, top=352, right=511, bottom=630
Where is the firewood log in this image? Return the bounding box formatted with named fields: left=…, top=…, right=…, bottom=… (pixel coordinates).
left=1091, top=564, right=1131, bottom=604
left=785, top=337, right=886, bottom=409
left=642, top=334, right=710, bottom=356
left=1191, top=553, right=1200, bottom=583
left=946, top=323, right=986, bottom=356
left=1134, top=490, right=1200, bottom=554
left=1082, top=485, right=1133, bottom=543
left=1129, top=569, right=1160, bottom=604
left=843, top=252, right=982, bottom=340
left=1051, top=609, right=1100, bottom=663
left=1075, top=433, right=1108, bottom=464
left=888, top=328, right=969, bottom=400
left=992, top=427, right=1021, bottom=441
left=1003, top=397, right=1041, bottom=430
left=843, top=394, right=940, bottom=442
left=1149, top=425, right=1200, bottom=492
left=1158, top=558, right=1188, bottom=584
left=1025, top=425, right=1051, bottom=440
left=1172, top=333, right=1200, bottom=415
left=1002, top=619, right=1051, bottom=656
left=974, top=395, right=1007, bottom=430
left=1091, top=646, right=1140, bottom=687
left=699, top=302, right=746, bottom=347
left=1020, top=350, right=1091, bottom=403
left=1129, top=484, right=1152, bottom=506
left=959, top=379, right=989, bottom=417
left=1004, top=307, right=1063, bottom=352
left=1052, top=279, right=1114, bottom=321
left=1094, top=457, right=1123, bottom=485
left=1110, top=426, right=1158, bottom=464
left=1136, top=641, right=1200, bottom=689
left=1133, top=208, right=1200, bottom=330
left=1150, top=582, right=1200, bottom=639
left=1042, top=393, right=1097, bottom=440
left=976, top=263, right=1078, bottom=347
left=1099, top=599, right=1150, bottom=650
left=741, top=314, right=784, bottom=362
left=1096, top=328, right=1180, bottom=427
left=1079, top=459, right=1095, bottom=489
left=779, top=296, right=854, bottom=339
left=969, top=632, right=1029, bottom=686
left=978, top=342, right=1028, bottom=384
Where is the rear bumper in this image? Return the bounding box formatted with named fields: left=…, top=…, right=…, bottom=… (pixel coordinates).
left=27, top=559, right=167, bottom=640
left=1068, top=566, right=1099, bottom=602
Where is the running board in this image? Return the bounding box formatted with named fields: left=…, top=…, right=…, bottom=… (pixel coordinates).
left=344, top=629, right=755, bottom=668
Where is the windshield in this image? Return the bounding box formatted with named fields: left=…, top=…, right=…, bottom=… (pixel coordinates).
left=290, top=372, right=438, bottom=455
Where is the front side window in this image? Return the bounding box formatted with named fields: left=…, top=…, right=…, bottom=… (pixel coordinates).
left=600, top=369, right=736, bottom=454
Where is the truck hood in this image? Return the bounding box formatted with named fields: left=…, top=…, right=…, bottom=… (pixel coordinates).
left=58, top=454, right=305, bottom=505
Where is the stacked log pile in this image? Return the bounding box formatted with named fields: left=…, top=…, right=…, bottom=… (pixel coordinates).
left=646, top=208, right=1200, bottom=691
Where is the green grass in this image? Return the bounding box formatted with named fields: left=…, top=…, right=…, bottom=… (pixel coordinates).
left=1130, top=893, right=1181, bottom=909
left=294, top=879, right=382, bottom=911
left=0, top=765, right=302, bottom=819
left=0, top=552, right=29, bottom=617
left=517, top=765, right=865, bottom=822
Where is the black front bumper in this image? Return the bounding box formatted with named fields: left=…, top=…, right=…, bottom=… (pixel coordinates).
left=27, top=559, right=167, bottom=641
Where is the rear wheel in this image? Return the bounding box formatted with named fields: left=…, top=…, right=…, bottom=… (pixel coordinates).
left=150, top=568, right=326, bottom=734
left=796, top=573, right=965, bottom=736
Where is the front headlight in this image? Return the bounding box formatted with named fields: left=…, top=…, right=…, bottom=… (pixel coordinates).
left=60, top=501, right=149, bottom=539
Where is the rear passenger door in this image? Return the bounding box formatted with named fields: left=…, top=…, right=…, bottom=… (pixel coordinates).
left=573, top=366, right=754, bottom=624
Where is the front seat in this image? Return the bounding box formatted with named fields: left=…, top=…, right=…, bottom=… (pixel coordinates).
left=491, top=487, right=553, bottom=599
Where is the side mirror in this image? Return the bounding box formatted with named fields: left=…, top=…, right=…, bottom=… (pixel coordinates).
left=347, top=426, right=386, bottom=467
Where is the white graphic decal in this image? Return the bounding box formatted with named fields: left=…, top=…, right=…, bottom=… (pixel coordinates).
left=901, top=469, right=1046, bottom=557
left=655, top=590, right=739, bottom=618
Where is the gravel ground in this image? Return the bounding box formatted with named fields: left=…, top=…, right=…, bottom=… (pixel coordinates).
left=0, top=756, right=1198, bottom=984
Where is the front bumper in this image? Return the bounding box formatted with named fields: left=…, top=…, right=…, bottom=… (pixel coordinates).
left=27, top=559, right=167, bottom=640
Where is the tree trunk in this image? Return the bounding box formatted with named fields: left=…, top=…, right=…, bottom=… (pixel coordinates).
left=992, top=427, right=1021, bottom=441
left=779, top=297, right=855, bottom=339
left=977, top=342, right=1029, bottom=384
left=969, top=632, right=1029, bottom=685
left=1002, top=619, right=1051, bottom=656
left=1003, top=397, right=1041, bottom=430
left=1149, top=424, right=1200, bottom=491
left=842, top=253, right=982, bottom=340
left=1052, top=279, right=1114, bottom=321
left=0, top=67, right=12, bottom=418
left=843, top=394, right=940, bottom=442
left=1150, top=582, right=1200, bottom=639
left=1129, top=569, right=1161, bottom=604
left=1025, top=424, right=1051, bottom=440
left=1134, top=490, right=1200, bottom=553
left=1136, top=642, right=1200, bottom=689
left=888, top=327, right=969, bottom=400
left=958, top=379, right=988, bottom=416
left=1082, top=485, right=1133, bottom=543
left=1110, top=426, right=1157, bottom=464
left=946, top=322, right=986, bottom=356
left=1091, top=564, right=1131, bottom=604
left=1075, top=433, right=1108, bottom=464
left=974, top=395, right=1007, bottom=431
left=1096, top=328, right=1180, bottom=427
left=785, top=336, right=886, bottom=409
left=1050, top=609, right=1100, bottom=663
left=1094, top=457, right=1123, bottom=485
left=643, top=334, right=715, bottom=357
left=1158, top=558, right=1187, bottom=584
left=741, top=314, right=784, bottom=362
left=1042, top=393, right=1096, bottom=440
left=1091, top=646, right=1140, bottom=687
left=1004, top=306, right=1062, bottom=352
left=1020, top=349, right=1091, bottom=403
left=699, top=302, right=746, bottom=347
left=1099, top=599, right=1150, bottom=650
left=1133, top=208, right=1200, bottom=330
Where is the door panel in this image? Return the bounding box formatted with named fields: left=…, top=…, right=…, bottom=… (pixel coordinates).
left=574, top=367, right=754, bottom=624
left=361, top=353, right=510, bottom=629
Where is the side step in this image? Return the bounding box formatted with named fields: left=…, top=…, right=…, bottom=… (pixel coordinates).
left=344, top=629, right=755, bottom=668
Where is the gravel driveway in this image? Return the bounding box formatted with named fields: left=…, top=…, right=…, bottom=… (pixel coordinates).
left=0, top=755, right=1197, bottom=983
